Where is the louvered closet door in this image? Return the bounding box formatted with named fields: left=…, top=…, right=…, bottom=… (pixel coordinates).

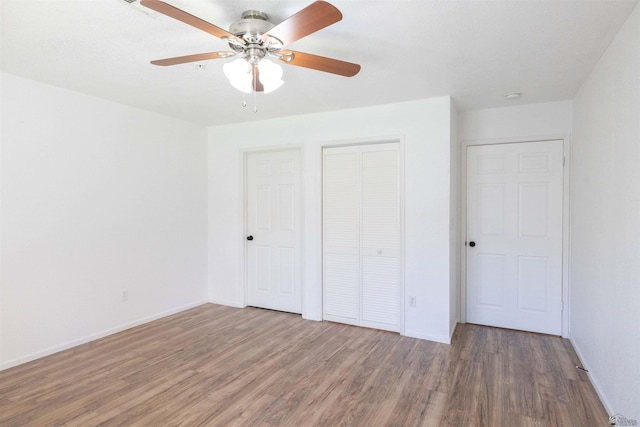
left=360, top=144, right=400, bottom=330
left=323, top=147, right=360, bottom=326
left=323, top=143, right=401, bottom=332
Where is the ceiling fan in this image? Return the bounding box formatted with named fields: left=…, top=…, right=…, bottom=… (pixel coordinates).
left=139, top=0, right=361, bottom=93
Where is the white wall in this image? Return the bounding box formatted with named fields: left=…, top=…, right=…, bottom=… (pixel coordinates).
left=0, top=73, right=209, bottom=369
left=570, top=3, right=640, bottom=417
left=459, top=100, right=573, bottom=142
left=208, top=97, right=456, bottom=343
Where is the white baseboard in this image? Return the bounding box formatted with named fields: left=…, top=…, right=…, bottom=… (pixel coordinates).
left=302, top=313, right=322, bottom=322
left=0, top=300, right=207, bottom=371
left=449, top=321, right=458, bottom=341
left=403, top=329, right=452, bottom=344
left=208, top=298, right=245, bottom=308
left=569, top=336, right=614, bottom=416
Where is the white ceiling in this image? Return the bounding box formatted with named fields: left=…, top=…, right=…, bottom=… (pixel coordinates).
left=1, top=0, right=637, bottom=126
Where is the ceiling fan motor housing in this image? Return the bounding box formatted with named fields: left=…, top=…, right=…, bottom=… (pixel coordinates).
left=229, top=10, right=276, bottom=45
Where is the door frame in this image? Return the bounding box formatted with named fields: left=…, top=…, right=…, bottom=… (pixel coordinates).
left=459, top=135, right=572, bottom=337
left=241, top=144, right=305, bottom=315
left=320, top=135, right=406, bottom=335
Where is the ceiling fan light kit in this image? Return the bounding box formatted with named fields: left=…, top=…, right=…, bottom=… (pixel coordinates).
left=223, top=58, right=284, bottom=94
left=139, top=0, right=360, bottom=105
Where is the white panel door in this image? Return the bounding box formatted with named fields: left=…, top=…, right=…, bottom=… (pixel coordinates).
left=466, top=140, right=563, bottom=335
left=323, top=143, right=401, bottom=332
left=247, top=149, right=302, bottom=314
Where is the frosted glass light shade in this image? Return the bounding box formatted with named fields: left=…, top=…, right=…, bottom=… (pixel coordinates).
left=258, top=60, right=284, bottom=93
left=223, top=58, right=252, bottom=93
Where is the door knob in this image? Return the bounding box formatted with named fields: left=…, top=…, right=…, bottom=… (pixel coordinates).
left=247, top=235, right=254, bottom=241
left=469, top=241, right=476, bottom=247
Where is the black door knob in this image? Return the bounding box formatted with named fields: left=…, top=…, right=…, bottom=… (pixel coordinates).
left=247, top=235, right=253, bottom=241
left=469, top=241, right=476, bottom=247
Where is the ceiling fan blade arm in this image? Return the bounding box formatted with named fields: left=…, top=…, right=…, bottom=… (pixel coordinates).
left=150, top=52, right=236, bottom=66
left=278, top=51, right=360, bottom=77
left=140, top=0, right=242, bottom=44
left=262, top=1, right=342, bottom=47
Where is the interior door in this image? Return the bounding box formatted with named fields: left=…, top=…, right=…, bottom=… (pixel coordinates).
left=466, top=140, right=563, bottom=335
left=246, top=149, right=302, bottom=314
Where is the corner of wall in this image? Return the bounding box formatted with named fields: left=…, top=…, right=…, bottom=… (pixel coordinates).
left=449, top=100, right=461, bottom=332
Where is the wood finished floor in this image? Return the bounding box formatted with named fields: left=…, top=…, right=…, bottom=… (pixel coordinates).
left=0, top=304, right=609, bottom=426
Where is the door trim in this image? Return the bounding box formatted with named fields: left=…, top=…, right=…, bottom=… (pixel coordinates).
left=241, top=145, right=305, bottom=315
left=460, top=135, right=571, bottom=337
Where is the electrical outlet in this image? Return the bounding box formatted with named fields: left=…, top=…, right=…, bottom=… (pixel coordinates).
left=409, top=296, right=416, bottom=307
left=122, top=290, right=129, bottom=302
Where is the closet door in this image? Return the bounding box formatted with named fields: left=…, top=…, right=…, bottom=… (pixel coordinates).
left=360, top=144, right=400, bottom=331
left=323, top=143, right=401, bottom=332
left=323, top=147, right=360, bottom=326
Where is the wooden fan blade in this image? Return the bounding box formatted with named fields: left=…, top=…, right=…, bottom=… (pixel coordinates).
left=262, top=1, right=342, bottom=47
left=140, top=0, right=242, bottom=43
left=278, top=51, right=360, bottom=77
left=151, top=51, right=236, bottom=66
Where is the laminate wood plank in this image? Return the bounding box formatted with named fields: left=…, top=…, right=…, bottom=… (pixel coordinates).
left=278, top=346, right=369, bottom=424
left=187, top=368, right=289, bottom=426
left=58, top=410, right=101, bottom=427
left=420, top=349, right=454, bottom=394
left=417, top=391, right=449, bottom=427
left=24, top=380, right=131, bottom=426
left=0, top=304, right=610, bottom=426
left=476, top=352, right=509, bottom=427
left=506, top=356, right=545, bottom=418
left=371, top=353, right=422, bottom=425
left=551, top=336, right=583, bottom=381
left=78, top=370, right=202, bottom=426
left=381, top=341, right=447, bottom=425
left=536, top=368, right=571, bottom=404
left=297, top=336, right=384, bottom=426
left=313, top=350, right=391, bottom=427
left=328, top=337, right=418, bottom=426
left=173, top=317, right=332, bottom=425
left=538, top=398, right=581, bottom=427
left=565, top=377, right=611, bottom=426
left=440, top=359, right=483, bottom=426
left=104, top=371, right=223, bottom=426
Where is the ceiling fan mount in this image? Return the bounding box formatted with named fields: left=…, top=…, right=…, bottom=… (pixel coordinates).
left=226, top=10, right=283, bottom=61
left=139, top=0, right=361, bottom=93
